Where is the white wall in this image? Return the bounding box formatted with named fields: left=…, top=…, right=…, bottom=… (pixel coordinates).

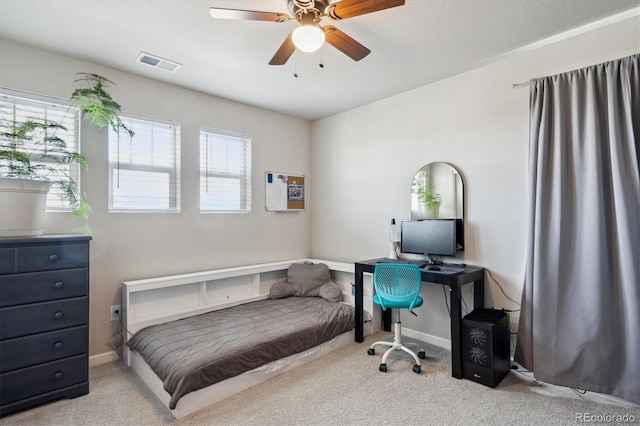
left=310, top=15, right=640, bottom=342
left=0, top=39, right=312, bottom=356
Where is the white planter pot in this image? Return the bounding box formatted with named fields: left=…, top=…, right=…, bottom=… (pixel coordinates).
left=0, top=178, right=51, bottom=237
left=425, top=201, right=441, bottom=219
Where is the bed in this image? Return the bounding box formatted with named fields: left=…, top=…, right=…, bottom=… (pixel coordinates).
left=122, top=259, right=369, bottom=418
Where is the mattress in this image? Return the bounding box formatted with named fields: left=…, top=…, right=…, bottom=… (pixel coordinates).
left=126, top=296, right=355, bottom=409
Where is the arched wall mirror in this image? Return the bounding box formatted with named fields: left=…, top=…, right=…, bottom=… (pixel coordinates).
left=410, top=162, right=464, bottom=248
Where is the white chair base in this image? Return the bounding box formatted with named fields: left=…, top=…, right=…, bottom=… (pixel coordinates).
left=368, top=311, right=425, bottom=374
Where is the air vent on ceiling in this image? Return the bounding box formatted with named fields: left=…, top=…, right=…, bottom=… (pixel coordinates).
left=136, top=52, right=182, bottom=73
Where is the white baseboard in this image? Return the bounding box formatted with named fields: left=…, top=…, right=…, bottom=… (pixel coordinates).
left=403, top=328, right=451, bottom=350
left=89, top=350, right=120, bottom=368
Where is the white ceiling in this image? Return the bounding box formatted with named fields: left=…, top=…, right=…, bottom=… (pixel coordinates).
left=0, top=0, right=638, bottom=121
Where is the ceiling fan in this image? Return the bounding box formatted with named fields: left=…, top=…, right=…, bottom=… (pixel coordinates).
left=209, top=0, right=405, bottom=65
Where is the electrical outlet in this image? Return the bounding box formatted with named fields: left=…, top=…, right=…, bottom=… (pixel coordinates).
left=110, top=305, right=121, bottom=322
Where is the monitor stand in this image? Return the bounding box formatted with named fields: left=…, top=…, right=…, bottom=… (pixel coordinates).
left=426, top=255, right=444, bottom=266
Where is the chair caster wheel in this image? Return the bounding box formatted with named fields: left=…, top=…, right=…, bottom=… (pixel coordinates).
left=379, top=364, right=387, bottom=372
left=367, top=348, right=375, bottom=356
left=413, top=364, right=421, bottom=374
left=418, top=351, right=426, bottom=359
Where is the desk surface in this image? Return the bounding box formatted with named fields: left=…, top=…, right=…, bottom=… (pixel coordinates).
left=355, top=258, right=484, bottom=286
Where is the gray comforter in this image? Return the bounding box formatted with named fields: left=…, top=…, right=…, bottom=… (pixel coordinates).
left=127, top=297, right=355, bottom=409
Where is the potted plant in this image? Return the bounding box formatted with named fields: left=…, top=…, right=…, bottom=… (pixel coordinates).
left=415, top=177, right=442, bottom=219
left=0, top=73, right=131, bottom=237
left=0, top=119, right=88, bottom=236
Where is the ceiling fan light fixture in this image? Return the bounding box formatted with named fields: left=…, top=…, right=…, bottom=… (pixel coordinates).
left=291, top=25, right=325, bottom=53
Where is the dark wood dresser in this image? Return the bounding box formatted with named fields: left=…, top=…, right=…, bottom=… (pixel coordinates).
left=0, top=235, right=91, bottom=416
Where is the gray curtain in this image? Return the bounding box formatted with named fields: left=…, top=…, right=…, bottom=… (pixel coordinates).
left=515, top=54, right=639, bottom=404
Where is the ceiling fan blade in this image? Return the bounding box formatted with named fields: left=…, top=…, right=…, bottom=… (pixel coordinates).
left=324, top=26, right=370, bottom=62
left=326, top=0, right=405, bottom=20
left=269, top=34, right=296, bottom=65
left=209, top=7, right=292, bottom=22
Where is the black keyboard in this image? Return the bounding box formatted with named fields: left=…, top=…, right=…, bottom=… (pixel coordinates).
left=375, top=258, right=466, bottom=273
left=376, top=258, right=428, bottom=269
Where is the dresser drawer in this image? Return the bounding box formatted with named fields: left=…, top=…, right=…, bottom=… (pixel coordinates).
left=15, top=244, right=88, bottom=273
left=0, top=326, right=87, bottom=373
left=0, top=297, right=87, bottom=340
left=0, top=248, right=14, bottom=274
left=0, top=354, right=87, bottom=405
left=0, top=269, right=88, bottom=307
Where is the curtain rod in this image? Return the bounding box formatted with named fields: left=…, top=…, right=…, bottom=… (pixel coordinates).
left=511, top=81, right=531, bottom=89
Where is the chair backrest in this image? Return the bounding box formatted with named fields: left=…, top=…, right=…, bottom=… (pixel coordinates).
left=373, top=263, right=422, bottom=312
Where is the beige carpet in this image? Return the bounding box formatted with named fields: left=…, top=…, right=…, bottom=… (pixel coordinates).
left=1, top=332, right=638, bottom=426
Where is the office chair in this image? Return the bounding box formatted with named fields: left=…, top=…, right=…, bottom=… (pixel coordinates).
left=367, top=263, right=425, bottom=374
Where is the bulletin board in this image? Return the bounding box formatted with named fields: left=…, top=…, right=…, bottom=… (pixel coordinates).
left=265, top=172, right=305, bottom=211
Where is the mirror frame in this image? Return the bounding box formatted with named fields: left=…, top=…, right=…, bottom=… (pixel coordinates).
left=410, top=162, right=464, bottom=249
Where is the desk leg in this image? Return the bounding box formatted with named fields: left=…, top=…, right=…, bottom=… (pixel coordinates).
left=355, top=264, right=365, bottom=343
left=449, top=283, right=463, bottom=379
left=383, top=309, right=392, bottom=332
left=474, top=275, right=485, bottom=309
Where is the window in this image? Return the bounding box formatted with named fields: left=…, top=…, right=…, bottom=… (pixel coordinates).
left=109, top=115, right=180, bottom=212
left=0, top=90, right=80, bottom=211
left=200, top=128, right=251, bottom=213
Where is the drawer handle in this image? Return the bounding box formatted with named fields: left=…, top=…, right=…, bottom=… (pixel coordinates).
left=54, top=371, right=63, bottom=380
left=49, top=254, right=59, bottom=261
left=54, top=281, right=64, bottom=289
left=54, top=311, right=64, bottom=319
left=54, top=341, right=63, bottom=350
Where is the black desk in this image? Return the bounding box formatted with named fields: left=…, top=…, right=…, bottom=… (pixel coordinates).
left=354, top=258, right=485, bottom=379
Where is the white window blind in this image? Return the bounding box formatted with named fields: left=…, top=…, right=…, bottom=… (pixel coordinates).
left=109, top=115, right=180, bottom=212
left=200, top=128, right=251, bottom=213
left=0, top=90, right=80, bottom=211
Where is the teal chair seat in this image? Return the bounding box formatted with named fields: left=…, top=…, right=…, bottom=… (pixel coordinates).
left=373, top=294, right=423, bottom=310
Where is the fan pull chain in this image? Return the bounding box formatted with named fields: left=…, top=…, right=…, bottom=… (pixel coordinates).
left=293, top=56, right=299, bottom=78
left=319, top=46, right=324, bottom=68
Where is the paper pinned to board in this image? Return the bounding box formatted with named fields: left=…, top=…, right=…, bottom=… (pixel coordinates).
left=265, top=172, right=305, bottom=211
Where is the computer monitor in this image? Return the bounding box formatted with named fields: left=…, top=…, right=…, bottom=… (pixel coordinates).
left=400, top=219, right=457, bottom=262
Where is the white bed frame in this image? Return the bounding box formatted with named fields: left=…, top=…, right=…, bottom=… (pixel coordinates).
left=122, top=258, right=377, bottom=418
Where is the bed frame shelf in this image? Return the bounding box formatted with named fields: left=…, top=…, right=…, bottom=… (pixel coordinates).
left=126, top=294, right=269, bottom=336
